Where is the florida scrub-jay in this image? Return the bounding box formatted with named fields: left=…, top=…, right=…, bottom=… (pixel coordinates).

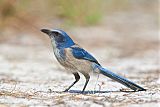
left=41, top=29, right=146, bottom=92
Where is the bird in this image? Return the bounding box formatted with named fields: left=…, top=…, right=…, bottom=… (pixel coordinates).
left=41, top=28, right=146, bottom=93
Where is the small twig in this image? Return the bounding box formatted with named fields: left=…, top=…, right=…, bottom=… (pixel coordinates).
left=94, top=73, right=100, bottom=92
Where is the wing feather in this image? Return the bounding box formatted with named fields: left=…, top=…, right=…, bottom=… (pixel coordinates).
left=70, top=45, right=100, bottom=65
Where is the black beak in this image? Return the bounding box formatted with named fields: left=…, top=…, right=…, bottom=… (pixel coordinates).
left=41, top=29, right=51, bottom=35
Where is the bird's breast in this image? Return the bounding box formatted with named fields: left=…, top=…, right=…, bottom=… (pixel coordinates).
left=53, top=48, right=74, bottom=70
left=54, top=48, right=65, bottom=64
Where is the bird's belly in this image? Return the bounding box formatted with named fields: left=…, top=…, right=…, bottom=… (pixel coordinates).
left=54, top=48, right=94, bottom=73
left=65, top=51, right=94, bottom=73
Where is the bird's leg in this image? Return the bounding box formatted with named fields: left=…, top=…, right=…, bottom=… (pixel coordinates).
left=64, top=72, right=80, bottom=92
left=82, top=73, right=90, bottom=93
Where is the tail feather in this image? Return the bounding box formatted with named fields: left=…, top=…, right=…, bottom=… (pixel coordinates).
left=98, top=67, right=146, bottom=91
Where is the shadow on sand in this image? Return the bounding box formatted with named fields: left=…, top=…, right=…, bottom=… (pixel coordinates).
left=68, top=90, right=136, bottom=94
left=50, top=89, right=136, bottom=94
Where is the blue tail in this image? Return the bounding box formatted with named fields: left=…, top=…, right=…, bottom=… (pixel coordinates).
left=98, top=66, right=146, bottom=91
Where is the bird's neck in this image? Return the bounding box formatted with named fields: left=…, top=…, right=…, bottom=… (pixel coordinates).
left=51, top=39, right=75, bottom=50
left=57, top=43, right=75, bottom=49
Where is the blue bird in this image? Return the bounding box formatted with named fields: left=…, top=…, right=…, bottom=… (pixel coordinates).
left=41, top=29, right=146, bottom=92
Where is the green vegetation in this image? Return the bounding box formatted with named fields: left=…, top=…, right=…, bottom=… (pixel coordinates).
left=0, top=0, right=135, bottom=27
left=55, top=0, right=103, bottom=25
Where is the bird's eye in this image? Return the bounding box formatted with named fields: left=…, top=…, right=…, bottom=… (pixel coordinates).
left=54, top=32, right=59, bottom=36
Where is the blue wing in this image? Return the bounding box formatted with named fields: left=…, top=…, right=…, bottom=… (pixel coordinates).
left=70, top=45, right=100, bottom=65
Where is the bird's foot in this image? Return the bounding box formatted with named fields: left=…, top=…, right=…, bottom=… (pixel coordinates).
left=81, top=89, right=86, bottom=94
left=48, top=89, right=53, bottom=93
left=63, top=89, right=69, bottom=92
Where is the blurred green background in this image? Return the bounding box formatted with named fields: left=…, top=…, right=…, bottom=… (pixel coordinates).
left=0, top=0, right=131, bottom=26
left=0, top=0, right=158, bottom=45
left=0, top=0, right=157, bottom=26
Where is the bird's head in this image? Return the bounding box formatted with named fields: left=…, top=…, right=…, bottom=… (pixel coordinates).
left=41, top=29, right=75, bottom=48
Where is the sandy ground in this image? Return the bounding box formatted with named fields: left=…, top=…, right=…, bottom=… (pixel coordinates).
left=0, top=10, right=159, bottom=107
